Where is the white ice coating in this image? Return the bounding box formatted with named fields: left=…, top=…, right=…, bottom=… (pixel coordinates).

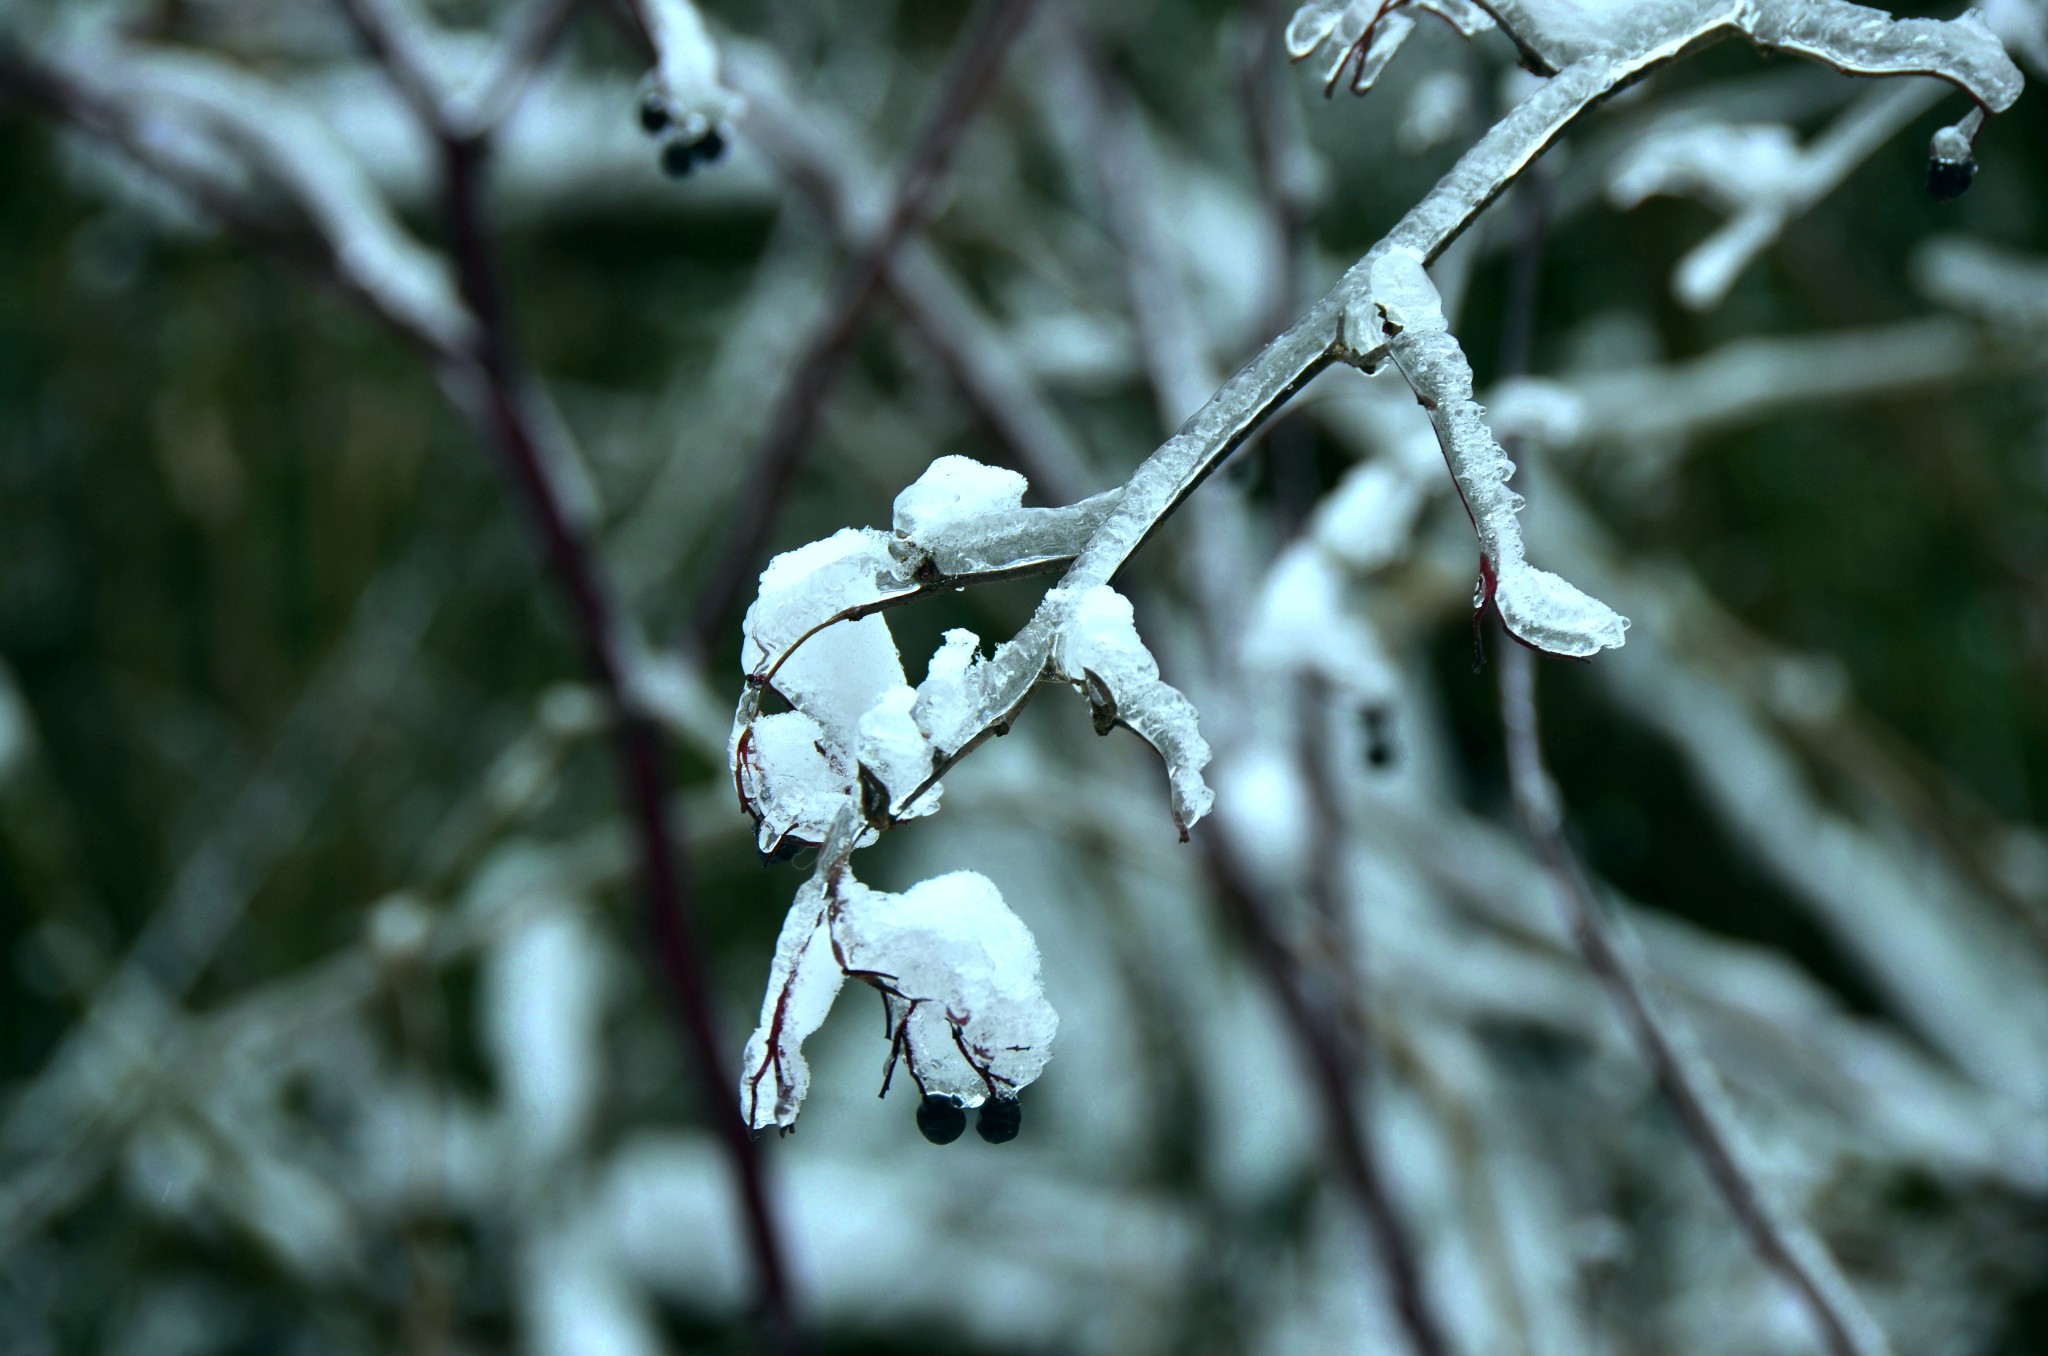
left=1367, top=249, right=1629, bottom=658
left=855, top=685, right=940, bottom=822
left=738, top=876, right=846, bottom=1131
left=913, top=629, right=994, bottom=753
left=741, top=527, right=900, bottom=678
left=892, top=455, right=1029, bottom=541
left=834, top=872, right=1058, bottom=1107
left=1609, top=75, right=1948, bottom=310
left=1287, top=1, right=1493, bottom=95
left=1470, top=0, right=2022, bottom=108
left=735, top=710, right=847, bottom=852
left=1308, top=460, right=1427, bottom=574
left=87, top=44, right=473, bottom=355
left=738, top=866, right=1057, bottom=1129
left=639, top=0, right=743, bottom=138
left=1914, top=235, right=2048, bottom=332
left=1050, top=585, right=1215, bottom=835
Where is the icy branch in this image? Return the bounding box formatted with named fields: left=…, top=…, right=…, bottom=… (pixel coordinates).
left=1370, top=249, right=1628, bottom=656
left=1609, top=78, right=1946, bottom=308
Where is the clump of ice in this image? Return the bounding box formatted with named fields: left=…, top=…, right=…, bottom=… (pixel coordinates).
left=738, top=867, right=1057, bottom=1130
left=835, top=872, right=1058, bottom=1106
left=892, top=455, right=1029, bottom=541
left=1287, top=1, right=1493, bottom=95
left=738, top=878, right=846, bottom=1131
left=1368, top=248, right=1628, bottom=658
left=1050, top=585, right=1215, bottom=835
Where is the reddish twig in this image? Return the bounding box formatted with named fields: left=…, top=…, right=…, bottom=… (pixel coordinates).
left=1491, top=177, right=1880, bottom=1356
left=435, top=132, right=803, bottom=1353
left=12, top=14, right=806, bottom=1349
left=687, top=0, right=1042, bottom=649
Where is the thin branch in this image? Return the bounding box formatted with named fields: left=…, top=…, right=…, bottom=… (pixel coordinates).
left=434, top=128, right=805, bottom=1356
left=688, top=0, right=1042, bottom=649
left=1202, top=835, right=1451, bottom=1356
left=1497, top=644, right=1891, bottom=1356
left=460, top=0, right=587, bottom=136
left=8, top=22, right=805, bottom=1352
left=331, top=0, right=453, bottom=133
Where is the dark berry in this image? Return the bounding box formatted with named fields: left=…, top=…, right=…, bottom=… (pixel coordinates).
left=695, top=127, right=727, bottom=163
left=1927, top=157, right=1976, bottom=203
left=661, top=139, right=697, bottom=178
left=916, top=1094, right=966, bottom=1144
left=639, top=95, right=671, bottom=135
left=976, top=1097, right=1021, bottom=1144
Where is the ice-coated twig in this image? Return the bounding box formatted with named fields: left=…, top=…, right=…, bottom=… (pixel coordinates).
left=1609, top=76, right=1946, bottom=309
left=1498, top=641, right=1892, bottom=1356
left=688, top=0, right=1043, bottom=649
left=1370, top=248, right=1628, bottom=656
left=882, top=0, right=2020, bottom=789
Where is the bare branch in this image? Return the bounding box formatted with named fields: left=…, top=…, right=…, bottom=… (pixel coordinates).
left=688, top=0, right=1043, bottom=649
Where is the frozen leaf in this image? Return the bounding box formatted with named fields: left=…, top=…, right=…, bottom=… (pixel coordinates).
left=739, top=863, right=1057, bottom=1130
left=834, top=872, right=1058, bottom=1108
left=734, top=710, right=848, bottom=854
left=738, top=875, right=846, bottom=1132
left=913, top=629, right=994, bottom=753
left=1367, top=248, right=1627, bottom=657
left=740, top=527, right=904, bottom=695
left=1050, top=585, right=1215, bottom=835
left=855, top=684, right=940, bottom=823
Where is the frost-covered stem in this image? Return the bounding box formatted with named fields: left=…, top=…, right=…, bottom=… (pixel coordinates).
left=1203, top=834, right=1450, bottom=1356
left=1497, top=642, right=1889, bottom=1356
left=688, top=0, right=1041, bottom=649
left=432, top=130, right=803, bottom=1353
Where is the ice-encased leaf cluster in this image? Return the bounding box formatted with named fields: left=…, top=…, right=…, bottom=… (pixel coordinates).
left=731, top=455, right=1214, bottom=1129
left=738, top=861, right=1057, bottom=1132
left=731, top=455, right=1210, bottom=854
left=1049, top=584, right=1214, bottom=837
